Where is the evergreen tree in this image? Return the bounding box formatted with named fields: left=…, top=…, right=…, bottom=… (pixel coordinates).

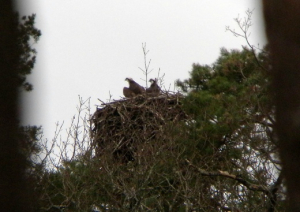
left=39, top=46, right=285, bottom=211
left=176, top=46, right=284, bottom=211
left=37, top=11, right=284, bottom=210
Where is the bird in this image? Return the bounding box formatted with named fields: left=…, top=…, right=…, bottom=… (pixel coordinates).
left=146, top=78, right=161, bottom=96
left=123, top=87, right=135, bottom=98
left=123, top=77, right=145, bottom=97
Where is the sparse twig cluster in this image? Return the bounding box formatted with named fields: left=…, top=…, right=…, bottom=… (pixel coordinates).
left=225, top=9, right=268, bottom=71
left=138, top=43, right=165, bottom=88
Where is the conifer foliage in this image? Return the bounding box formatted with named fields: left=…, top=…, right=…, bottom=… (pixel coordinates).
left=17, top=13, right=41, bottom=91
left=176, top=46, right=283, bottom=211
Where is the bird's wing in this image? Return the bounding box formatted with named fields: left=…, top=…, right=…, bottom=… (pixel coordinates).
left=131, top=82, right=145, bottom=94
left=123, top=87, right=135, bottom=97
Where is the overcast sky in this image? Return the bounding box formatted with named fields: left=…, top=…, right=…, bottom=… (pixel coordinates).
left=17, top=0, right=266, bottom=141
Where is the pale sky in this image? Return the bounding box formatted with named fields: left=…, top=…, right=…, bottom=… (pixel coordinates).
left=17, top=1, right=266, bottom=141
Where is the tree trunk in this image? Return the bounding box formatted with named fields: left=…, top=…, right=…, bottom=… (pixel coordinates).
left=263, top=0, right=300, bottom=210
left=0, top=1, right=31, bottom=211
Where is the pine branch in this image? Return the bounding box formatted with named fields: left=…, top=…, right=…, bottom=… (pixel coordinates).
left=185, top=159, right=269, bottom=193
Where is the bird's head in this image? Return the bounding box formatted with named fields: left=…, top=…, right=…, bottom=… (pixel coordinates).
left=125, top=77, right=134, bottom=83
left=149, top=78, right=157, bottom=83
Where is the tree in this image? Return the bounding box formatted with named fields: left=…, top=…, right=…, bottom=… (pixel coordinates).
left=39, top=47, right=285, bottom=211
left=37, top=11, right=287, bottom=211
left=173, top=10, right=285, bottom=210
left=176, top=45, right=284, bottom=211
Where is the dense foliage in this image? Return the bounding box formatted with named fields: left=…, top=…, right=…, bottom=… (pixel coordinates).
left=176, top=46, right=284, bottom=211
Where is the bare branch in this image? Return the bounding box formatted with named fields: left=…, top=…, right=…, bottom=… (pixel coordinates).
left=226, top=9, right=267, bottom=72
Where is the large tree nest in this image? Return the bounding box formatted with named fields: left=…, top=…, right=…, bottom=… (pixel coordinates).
left=91, top=92, right=188, bottom=162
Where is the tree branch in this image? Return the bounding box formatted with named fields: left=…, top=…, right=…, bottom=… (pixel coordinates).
left=186, top=159, right=269, bottom=193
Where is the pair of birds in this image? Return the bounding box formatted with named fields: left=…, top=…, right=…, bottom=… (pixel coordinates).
left=123, top=78, right=161, bottom=98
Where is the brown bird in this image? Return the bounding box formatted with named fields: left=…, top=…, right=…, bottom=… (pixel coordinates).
left=146, top=78, right=161, bottom=96
left=123, top=87, right=135, bottom=98
left=123, top=77, right=145, bottom=97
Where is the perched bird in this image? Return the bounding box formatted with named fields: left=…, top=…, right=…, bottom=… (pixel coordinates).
left=146, top=78, right=161, bottom=96
left=123, top=87, right=135, bottom=98
left=123, top=77, right=145, bottom=97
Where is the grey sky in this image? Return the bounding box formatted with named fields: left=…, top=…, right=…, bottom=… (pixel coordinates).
left=18, top=1, right=266, bottom=140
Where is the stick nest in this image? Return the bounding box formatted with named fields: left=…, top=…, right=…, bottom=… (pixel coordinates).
left=91, top=92, right=188, bottom=161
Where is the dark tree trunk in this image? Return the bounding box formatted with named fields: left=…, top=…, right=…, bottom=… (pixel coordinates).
left=0, top=1, right=31, bottom=211
left=263, top=0, right=300, bottom=210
